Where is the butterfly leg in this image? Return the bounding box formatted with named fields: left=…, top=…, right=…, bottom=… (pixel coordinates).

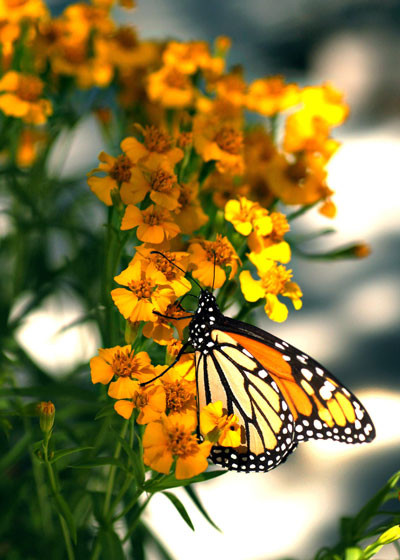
left=140, top=342, right=191, bottom=387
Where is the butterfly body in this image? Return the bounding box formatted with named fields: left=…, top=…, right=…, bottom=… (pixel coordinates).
left=187, top=290, right=376, bottom=473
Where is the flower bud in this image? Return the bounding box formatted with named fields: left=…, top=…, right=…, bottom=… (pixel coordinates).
left=37, top=401, right=55, bottom=433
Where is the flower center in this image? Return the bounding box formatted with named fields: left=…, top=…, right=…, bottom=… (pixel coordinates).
left=114, top=26, right=138, bottom=49
left=164, top=68, right=190, bottom=90
left=112, top=350, right=136, bottom=378
left=109, top=155, right=133, bottom=183
left=164, top=381, right=195, bottom=413
left=261, top=264, right=292, bottom=294
left=214, top=126, right=243, bottom=155
left=63, top=42, right=87, bottom=65
left=150, top=168, right=175, bottom=193
left=286, top=159, right=307, bottom=184
left=16, top=75, right=43, bottom=102
left=128, top=278, right=154, bottom=299
left=168, top=425, right=199, bottom=458
left=205, top=235, right=234, bottom=267
left=133, top=392, right=148, bottom=408
left=266, top=76, right=285, bottom=95
left=142, top=207, right=162, bottom=225
left=153, top=252, right=177, bottom=280
left=270, top=212, right=290, bottom=240
left=143, top=125, right=172, bottom=153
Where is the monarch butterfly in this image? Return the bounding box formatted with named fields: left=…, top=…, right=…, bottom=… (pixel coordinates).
left=149, top=252, right=376, bottom=473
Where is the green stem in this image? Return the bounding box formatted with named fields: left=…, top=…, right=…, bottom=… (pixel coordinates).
left=43, top=435, right=75, bottom=560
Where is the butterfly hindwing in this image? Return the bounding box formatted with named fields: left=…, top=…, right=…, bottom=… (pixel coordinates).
left=195, top=330, right=297, bottom=473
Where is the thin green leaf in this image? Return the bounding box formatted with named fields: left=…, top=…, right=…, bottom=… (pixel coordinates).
left=52, top=492, right=77, bottom=544
left=344, top=548, right=364, bottom=560
left=94, top=403, right=115, bottom=420
left=184, top=485, right=221, bottom=532
left=98, top=528, right=125, bottom=560
left=70, top=457, right=127, bottom=470
left=148, top=468, right=226, bottom=492
left=162, top=492, right=194, bottom=531
left=50, top=446, right=93, bottom=464
left=0, top=432, right=31, bottom=471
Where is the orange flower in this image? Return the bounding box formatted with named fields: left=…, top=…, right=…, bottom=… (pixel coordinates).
left=0, top=72, right=52, bottom=124
left=90, top=345, right=154, bottom=398
left=114, top=383, right=166, bottom=423
left=142, top=300, right=192, bottom=344
left=16, top=128, right=46, bottom=167
left=193, top=113, right=244, bottom=174
left=121, top=204, right=181, bottom=243
left=284, top=111, right=341, bottom=161
left=162, top=40, right=224, bottom=76
left=111, top=261, right=175, bottom=323
left=131, top=247, right=192, bottom=297
left=173, top=181, right=208, bottom=234
left=105, top=27, right=159, bottom=70
left=200, top=401, right=241, bottom=447
left=161, top=365, right=197, bottom=418
left=120, top=160, right=180, bottom=211
left=147, top=65, right=195, bottom=108
left=143, top=414, right=212, bottom=479
left=87, top=151, right=135, bottom=205
left=0, top=0, right=48, bottom=23
left=189, top=235, right=239, bottom=289
left=224, top=197, right=272, bottom=237
left=121, top=124, right=183, bottom=168
left=246, top=76, right=300, bottom=116
left=248, top=211, right=291, bottom=263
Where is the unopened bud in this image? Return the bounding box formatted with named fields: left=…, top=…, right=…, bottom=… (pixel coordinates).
left=37, top=401, right=55, bottom=433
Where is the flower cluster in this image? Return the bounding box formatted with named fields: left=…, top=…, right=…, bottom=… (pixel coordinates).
left=1, top=0, right=365, bottom=481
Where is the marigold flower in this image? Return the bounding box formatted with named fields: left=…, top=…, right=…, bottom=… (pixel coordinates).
left=143, top=414, right=212, bottom=479
left=121, top=204, right=180, bottom=243
left=121, top=125, right=183, bottom=168
left=248, top=211, right=291, bottom=263
left=240, top=258, right=302, bottom=322
left=147, top=65, right=195, bottom=108
left=246, top=76, right=300, bottom=116
left=204, top=171, right=249, bottom=208
left=284, top=111, right=341, bottom=160
left=166, top=340, right=196, bottom=381
left=105, top=27, right=159, bottom=71
left=87, top=151, right=135, bottom=205
left=114, top=383, right=166, bottom=423
left=162, top=40, right=224, bottom=76
left=131, top=247, right=191, bottom=297
left=224, top=197, right=272, bottom=237
left=0, top=72, right=52, bottom=125
left=173, top=181, right=208, bottom=234
left=0, top=0, right=48, bottom=23
left=120, top=160, right=180, bottom=211
left=189, top=235, right=239, bottom=289
left=200, top=401, right=241, bottom=447
left=111, top=261, right=175, bottom=323
left=90, top=345, right=154, bottom=398
left=301, top=83, right=349, bottom=127
left=161, top=366, right=197, bottom=418
left=37, top=401, right=55, bottom=433
left=142, top=300, right=192, bottom=344
left=193, top=113, right=244, bottom=174
left=16, top=128, right=46, bottom=167
left=244, top=127, right=277, bottom=208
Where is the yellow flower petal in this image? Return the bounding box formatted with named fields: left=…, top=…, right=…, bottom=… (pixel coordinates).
left=108, top=377, right=139, bottom=399
left=239, top=270, right=265, bottom=302
left=264, top=294, right=288, bottom=322
left=90, top=356, right=114, bottom=384
left=114, top=400, right=135, bottom=419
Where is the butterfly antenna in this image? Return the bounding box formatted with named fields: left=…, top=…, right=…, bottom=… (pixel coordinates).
left=150, top=251, right=202, bottom=291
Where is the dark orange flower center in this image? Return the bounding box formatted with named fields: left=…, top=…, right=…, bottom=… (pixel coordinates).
left=168, top=425, right=199, bottom=457
left=150, top=168, right=175, bottom=193
left=266, top=76, right=285, bottom=95
left=143, top=125, right=172, bottom=153
left=133, top=392, right=148, bottom=408
left=205, top=235, right=235, bottom=267
left=17, top=75, right=44, bottom=102
left=142, top=208, right=162, bottom=225
left=63, top=43, right=87, bottom=65
left=164, top=380, right=195, bottom=413
left=286, top=159, right=308, bottom=184
left=214, top=126, right=243, bottom=155
left=177, top=131, right=192, bottom=149
left=128, top=278, right=154, bottom=299
left=114, top=26, right=138, bottom=49
left=109, top=154, right=133, bottom=183
left=164, top=68, right=190, bottom=90
left=261, top=264, right=292, bottom=294
left=153, top=252, right=177, bottom=280
left=270, top=212, right=290, bottom=240
left=112, top=350, right=137, bottom=377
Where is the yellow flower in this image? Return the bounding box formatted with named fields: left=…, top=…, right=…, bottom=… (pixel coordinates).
left=120, top=160, right=180, bottom=211
left=105, top=27, right=159, bottom=71
left=121, top=124, right=183, bottom=168
left=131, top=247, right=192, bottom=297
left=240, top=259, right=302, bottom=322
left=0, top=0, right=48, bottom=23
left=121, top=204, right=181, bottom=243
left=87, top=151, right=135, bottom=205
left=189, top=234, right=239, bottom=289
left=114, top=383, right=166, bottom=424
left=200, top=401, right=241, bottom=447
left=301, top=83, right=349, bottom=126
left=90, top=345, right=154, bottom=398
left=147, top=65, right=195, bottom=108
left=143, top=414, right=212, bottom=479
left=284, top=111, right=341, bottom=160
left=162, top=40, right=224, bottom=76
left=210, top=70, right=247, bottom=107
left=111, top=261, right=175, bottom=323
left=0, top=72, right=52, bottom=124
left=166, top=340, right=196, bottom=381
left=193, top=113, right=244, bottom=174
left=173, top=181, right=208, bottom=234
left=248, top=211, right=291, bottom=263
left=224, top=197, right=272, bottom=237
left=246, top=76, right=300, bottom=116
